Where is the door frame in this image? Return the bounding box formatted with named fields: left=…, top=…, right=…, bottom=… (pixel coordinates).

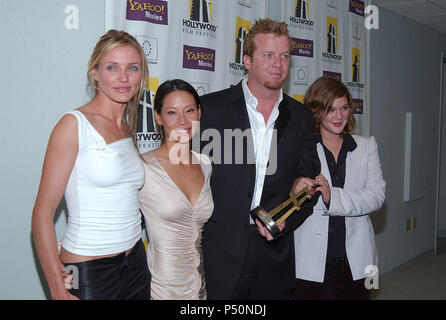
left=435, top=52, right=446, bottom=254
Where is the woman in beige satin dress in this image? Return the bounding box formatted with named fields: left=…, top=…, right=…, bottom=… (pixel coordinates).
left=138, top=79, right=213, bottom=300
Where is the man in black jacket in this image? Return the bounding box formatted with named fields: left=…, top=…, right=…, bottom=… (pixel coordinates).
left=199, top=18, right=320, bottom=300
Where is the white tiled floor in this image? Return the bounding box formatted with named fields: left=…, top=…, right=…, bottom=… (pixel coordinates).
left=372, top=238, right=446, bottom=300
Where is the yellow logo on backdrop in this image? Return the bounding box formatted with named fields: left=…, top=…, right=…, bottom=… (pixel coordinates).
left=352, top=48, right=361, bottom=83
left=128, top=0, right=166, bottom=13
left=185, top=50, right=215, bottom=61
left=348, top=48, right=364, bottom=89
left=234, top=17, right=251, bottom=64
left=190, top=0, right=213, bottom=23
left=290, top=0, right=314, bottom=29
left=326, top=16, right=338, bottom=54
left=295, top=0, right=309, bottom=19
left=292, top=94, right=305, bottom=103
left=137, top=76, right=162, bottom=151
left=148, top=77, right=159, bottom=94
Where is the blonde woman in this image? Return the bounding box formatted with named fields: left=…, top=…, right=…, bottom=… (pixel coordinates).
left=32, top=30, right=150, bottom=300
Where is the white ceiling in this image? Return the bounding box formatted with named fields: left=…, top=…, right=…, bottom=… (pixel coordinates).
left=373, top=0, right=446, bottom=34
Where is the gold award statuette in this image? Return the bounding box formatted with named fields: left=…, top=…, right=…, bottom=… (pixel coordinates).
left=250, top=187, right=312, bottom=239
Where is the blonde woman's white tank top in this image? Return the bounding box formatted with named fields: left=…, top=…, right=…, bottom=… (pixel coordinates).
left=61, top=110, right=145, bottom=256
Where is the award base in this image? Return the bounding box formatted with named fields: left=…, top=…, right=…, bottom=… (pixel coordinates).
left=251, top=207, right=282, bottom=239
left=250, top=187, right=312, bottom=239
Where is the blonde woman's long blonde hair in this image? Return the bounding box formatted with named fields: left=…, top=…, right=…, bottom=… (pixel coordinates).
left=87, top=30, right=148, bottom=146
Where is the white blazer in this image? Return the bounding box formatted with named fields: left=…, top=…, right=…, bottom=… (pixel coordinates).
left=294, top=135, right=386, bottom=282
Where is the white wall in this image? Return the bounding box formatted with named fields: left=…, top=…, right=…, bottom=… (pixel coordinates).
left=369, top=8, right=446, bottom=274
left=439, top=61, right=446, bottom=234
left=0, top=0, right=104, bottom=299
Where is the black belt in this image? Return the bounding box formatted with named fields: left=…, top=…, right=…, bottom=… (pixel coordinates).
left=326, top=256, right=348, bottom=264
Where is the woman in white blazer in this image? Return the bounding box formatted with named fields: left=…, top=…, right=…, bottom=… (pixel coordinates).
left=293, top=77, right=386, bottom=300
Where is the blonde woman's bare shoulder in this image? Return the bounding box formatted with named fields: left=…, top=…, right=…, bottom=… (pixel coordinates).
left=48, top=112, right=79, bottom=149
left=55, top=112, right=78, bottom=132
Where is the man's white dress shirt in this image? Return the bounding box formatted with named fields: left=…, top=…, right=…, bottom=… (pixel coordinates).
left=242, top=77, right=282, bottom=222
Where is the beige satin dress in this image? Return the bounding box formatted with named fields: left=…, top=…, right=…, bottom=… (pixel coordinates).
left=139, top=151, right=213, bottom=300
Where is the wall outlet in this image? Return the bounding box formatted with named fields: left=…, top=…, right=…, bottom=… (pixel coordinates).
left=405, top=219, right=411, bottom=232
left=412, top=216, right=417, bottom=229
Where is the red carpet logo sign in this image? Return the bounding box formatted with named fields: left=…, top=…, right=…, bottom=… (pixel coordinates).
left=322, top=16, right=343, bottom=64
left=183, top=45, right=216, bottom=72
left=126, top=0, right=168, bottom=25
left=349, top=0, right=365, bottom=17
left=228, top=17, right=251, bottom=77
left=183, top=0, right=217, bottom=38
left=137, top=78, right=162, bottom=152
left=291, top=37, right=314, bottom=58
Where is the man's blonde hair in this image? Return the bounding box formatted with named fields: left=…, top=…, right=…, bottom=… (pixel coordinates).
left=243, top=18, right=290, bottom=59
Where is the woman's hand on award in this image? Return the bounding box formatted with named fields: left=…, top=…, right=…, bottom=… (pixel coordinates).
left=314, top=173, right=330, bottom=204
left=292, top=177, right=318, bottom=195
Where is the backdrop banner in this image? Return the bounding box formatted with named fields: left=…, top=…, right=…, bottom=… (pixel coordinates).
left=281, top=0, right=369, bottom=133
left=105, top=0, right=266, bottom=153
